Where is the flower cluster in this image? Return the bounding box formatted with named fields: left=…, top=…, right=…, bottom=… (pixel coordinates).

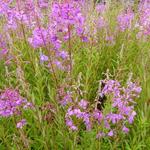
left=137, top=1, right=150, bottom=37
left=0, top=34, right=12, bottom=64
left=0, top=88, right=33, bottom=128
left=96, top=3, right=107, bottom=14
left=63, top=79, right=142, bottom=138
left=117, top=8, right=134, bottom=32
left=29, top=1, right=86, bottom=71
left=65, top=99, right=91, bottom=131
left=16, top=119, right=27, bottom=129
left=50, top=1, right=86, bottom=38
left=1, top=0, right=45, bottom=30
left=96, top=80, right=142, bottom=138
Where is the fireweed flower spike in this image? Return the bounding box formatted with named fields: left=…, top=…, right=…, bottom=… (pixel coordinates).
left=17, top=119, right=27, bottom=129
left=27, top=0, right=87, bottom=72
left=137, top=0, right=150, bottom=37
left=117, top=8, right=134, bottom=32
left=64, top=79, right=141, bottom=138
left=0, top=89, right=33, bottom=126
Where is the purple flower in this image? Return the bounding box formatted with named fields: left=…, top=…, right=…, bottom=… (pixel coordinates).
left=29, top=27, right=48, bottom=48
left=108, top=130, right=114, bottom=137
left=54, top=60, right=64, bottom=70
left=40, top=53, right=49, bottom=63
left=65, top=106, right=91, bottom=131
left=97, top=16, right=106, bottom=29
left=138, top=2, right=150, bottom=36
left=106, top=113, right=124, bottom=124
left=128, top=111, right=136, bottom=124
left=78, top=99, right=88, bottom=109
left=38, top=0, right=49, bottom=9
left=16, top=119, right=27, bottom=129
left=96, top=132, right=105, bottom=139
left=93, top=109, right=103, bottom=123
left=82, top=36, right=88, bottom=42
left=0, top=89, right=32, bottom=117
left=96, top=3, right=106, bottom=14
left=58, top=51, right=69, bottom=59
left=117, top=9, right=134, bottom=32
left=65, top=117, right=78, bottom=131
left=60, top=92, right=72, bottom=106
left=122, top=126, right=129, bottom=133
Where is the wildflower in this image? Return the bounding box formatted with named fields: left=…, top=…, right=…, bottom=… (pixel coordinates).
left=94, top=79, right=141, bottom=137
left=117, top=8, right=134, bottom=32
left=122, top=126, right=129, bottom=133
left=96, top=132, right=105, bottom=139
left=78, top=99, right=88, bottom=109
left=16, top=119, right=27, bottom=129
left=38, top=0, right=49, bottom=9
left=138, top=1, right=150, bottom=36
left=49, top=1, right=86, bottom=41
left=28, top=27, right=48, bottom=48
left=57, top=51, right=69, bottom=59
left=65, top=107, right=91, bottom=131
left=59, top=92, right=73, bottom=106
left=108, top=130, right=114, bottom=137
left=106, top=113, right=124, bottom=124
left=93, top=109, right=103, bottom=124
left=96, top=3, right=106, bottom=14
left=97, top=16, right=106, bottom=29
left=66, top=118, right=78, bottom=131
left=40, top=53, right=49, bottom=63
left=128, top=111, right=136, bottom=124
left=0, top=89, right=32, bottom=117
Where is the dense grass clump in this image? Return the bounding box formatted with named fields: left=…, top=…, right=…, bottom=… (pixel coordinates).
left=0, top=0, right=150, bottom=149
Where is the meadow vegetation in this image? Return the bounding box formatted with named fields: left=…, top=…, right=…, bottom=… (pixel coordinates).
left=0, top=0, right=150, bottom=149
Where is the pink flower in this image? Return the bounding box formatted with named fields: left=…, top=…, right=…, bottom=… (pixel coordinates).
left=96, top=3, right=106, bottom=14
left=117, top=9, right=134, bottom=32
left=96, top=132, right=105, bottom=139
left=40, top=53, right=49, bottom=63
left=0, top=89, right=32, bottom=117
left=93, top=110, right=103, bottom=123
left=122, top=126, right=129, bottom=133
left=128, top=111, right=136, bottom=124
left=78, top=99, right=88, bottom=109
left=16, top=119, right=27, bottom=129
left=108, top=130, right=114, bottom=137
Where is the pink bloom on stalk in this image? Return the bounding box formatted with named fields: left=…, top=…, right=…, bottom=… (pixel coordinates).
left=16, top=119, right=27, bottom=129
left=138, top=2, right=150, bottom=36
left=128, top=111, right=136, bottom=124
left=97, top=16, right=106, bottom=29
left=40, top=53, right=49, bottom=63
left=38, top=0, right=49, bottom=9
left=78, top=99, right=88, bottom=109
left=65, top=118, right=78, bottom=131
left=81, top=36, right=88, bottom=42
left=117, top=9, right=134, bottom=32
left=93, top=109, right=103, bottom=124
left=108, top=130, right=114, bottom=137
left=96, top=132, right=105, bottom=139
left=28, top=27, right=48, bottom=48
left=54, top=60, right=64, bottom=70
left=122, top=126, right=129, bottom=133
left=58, top=50, right=69, bottom=59
left=60, top=92, right=72, bottom=106
left=0, top=89, right=32, bottom=117
left=96, top=3, right=106, bottom=14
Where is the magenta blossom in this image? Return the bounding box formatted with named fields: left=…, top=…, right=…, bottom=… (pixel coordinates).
left=17, top=119, right=27, bottom=129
